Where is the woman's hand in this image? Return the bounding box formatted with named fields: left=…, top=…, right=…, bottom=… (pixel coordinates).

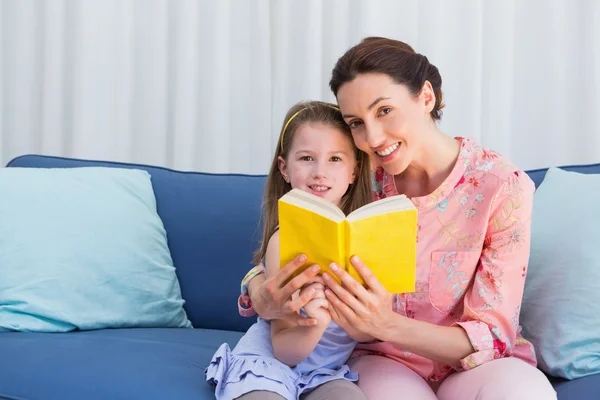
left=325, top=256, right=476, bottom=367
left=323, top=255, right=398, bottom=340
left=329, top=306, right=376, bottom=343
left=328, top=302, right=375, bottom=343
left=250, top=254, right=322, bottom=326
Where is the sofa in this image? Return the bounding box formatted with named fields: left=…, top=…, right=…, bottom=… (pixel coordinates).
left=0, top=154, right=598, bottom=400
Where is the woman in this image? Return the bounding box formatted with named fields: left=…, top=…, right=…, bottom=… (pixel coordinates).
left=239, top=37, right=556, bottom=399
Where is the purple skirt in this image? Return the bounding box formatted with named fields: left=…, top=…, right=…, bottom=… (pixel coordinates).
left=205, top=318, right=358, bottom=399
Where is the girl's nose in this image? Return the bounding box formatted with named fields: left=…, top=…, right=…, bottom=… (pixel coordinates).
left=312, top=160, right=327, bottom=179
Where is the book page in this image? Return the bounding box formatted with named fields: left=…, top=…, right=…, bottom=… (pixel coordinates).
left=347, top=210, right=418, bottom=294
left=347, top=194, right=415, bottom=222
left=279, top=200, right=345, bottom=285
left=280, top=189, right=346, bottom=222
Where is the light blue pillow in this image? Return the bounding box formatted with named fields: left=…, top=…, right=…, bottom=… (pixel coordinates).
left=521, top=167, right=600, bottom=379
left=0, top=167, right=192, bottom=332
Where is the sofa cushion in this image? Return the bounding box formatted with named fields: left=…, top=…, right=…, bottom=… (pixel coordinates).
left=6, top=155, right=266, bottom=332
left=525, top=162, right=600, bottom=188
left=0, top=328, right=243, bottom=400
left=0, top=327, right=593, bottom=400
left=551, top=375, right=600, bottom=399
left=0, top=167, right=191, bottom=332
left=521, top=167, right=600, bottom=379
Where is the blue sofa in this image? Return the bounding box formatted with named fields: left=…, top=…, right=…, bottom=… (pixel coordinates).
left=1, top=154, right=598, bottom=400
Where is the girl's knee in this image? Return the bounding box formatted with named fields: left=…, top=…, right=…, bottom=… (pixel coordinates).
left=235, top=390, right=286, bottom=400
left=301, top=380, right=366, bottom=400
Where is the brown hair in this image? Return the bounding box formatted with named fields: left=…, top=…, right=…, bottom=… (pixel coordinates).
left=252, top=101, right=372, bottom=264
left=329, top=36, right=445, bottom=121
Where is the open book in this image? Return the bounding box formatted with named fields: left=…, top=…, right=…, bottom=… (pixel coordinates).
left=278, top=188, right=418, bottom=294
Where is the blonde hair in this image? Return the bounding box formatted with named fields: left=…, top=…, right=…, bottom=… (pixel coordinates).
left=252, top=101, right=372, bottom=264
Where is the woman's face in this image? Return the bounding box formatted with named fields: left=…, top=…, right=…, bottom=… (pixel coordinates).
left=336, top=72, right=433, bottom=176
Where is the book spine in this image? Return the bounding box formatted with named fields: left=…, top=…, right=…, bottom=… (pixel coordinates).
left=343, top=219, right=349, bottom=271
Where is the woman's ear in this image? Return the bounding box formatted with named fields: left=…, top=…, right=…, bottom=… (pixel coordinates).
left=421, top=80, right=436, bottom=114
left=278, top=156, right=289, bottom=183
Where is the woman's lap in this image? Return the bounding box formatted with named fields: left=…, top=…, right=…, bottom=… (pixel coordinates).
left=437, top=357, right=557, bottom=400
left=348, top=355, right=557, bottom=400
left=347, top=355, right=438, bottom=400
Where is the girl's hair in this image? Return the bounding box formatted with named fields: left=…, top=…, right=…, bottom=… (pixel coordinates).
left=329, top=36, right=445, bottom=121
left=252, top=101, right=372, bottom=265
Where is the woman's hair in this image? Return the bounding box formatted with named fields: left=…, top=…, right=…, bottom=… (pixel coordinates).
left=329, top=36, right=445, bottom=121
left=252, top=100, right=372, bottom=264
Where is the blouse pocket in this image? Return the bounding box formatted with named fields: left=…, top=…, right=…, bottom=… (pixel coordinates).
left=429, top=251, right=480, bottom=314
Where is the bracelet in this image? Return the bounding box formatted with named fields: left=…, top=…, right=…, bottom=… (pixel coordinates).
left=240, top=263, right=266, bottom=296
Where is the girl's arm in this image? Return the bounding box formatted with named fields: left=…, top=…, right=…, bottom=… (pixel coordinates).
left=266, top=231, right=330, bottom=367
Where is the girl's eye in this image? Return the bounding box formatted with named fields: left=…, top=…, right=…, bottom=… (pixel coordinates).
left=379, top=107, right=392, bottom=116
left=348, top=120, right=363, bottom=129
left=331, top=156, right=342, bottom=162
left=300, top=156, right=313, bottom=161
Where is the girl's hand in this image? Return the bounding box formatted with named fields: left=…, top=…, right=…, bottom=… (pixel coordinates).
left=323, top=256, right=397, bottom=340
left=253, top=254, right=322, bottom=326
left=300, top=277, right=331, bottom=326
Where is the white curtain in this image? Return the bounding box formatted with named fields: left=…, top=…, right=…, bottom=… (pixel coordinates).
left=1, top=0, right=599, bottom=174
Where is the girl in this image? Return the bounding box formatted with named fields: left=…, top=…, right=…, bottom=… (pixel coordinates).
left=206, top=101, right=371, bottom=400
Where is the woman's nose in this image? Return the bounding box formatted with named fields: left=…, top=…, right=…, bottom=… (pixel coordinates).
left=365, top=123, right=386, bottom=149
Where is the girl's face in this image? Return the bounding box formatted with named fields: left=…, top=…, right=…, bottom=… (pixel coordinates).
left=278, top=122, right=357, bottom=208
left=336, top=72, right=435, bottom=176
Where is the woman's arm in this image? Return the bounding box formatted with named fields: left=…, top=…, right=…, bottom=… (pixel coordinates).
left=324, top=258, right=473, bottom=368
left=377, top=309, right=474, bottom=368
left=265, top=231, right=329, bottom=366
left=448, top=172, right=535, bottom=370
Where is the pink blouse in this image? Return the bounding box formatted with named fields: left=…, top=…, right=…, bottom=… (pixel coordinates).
left=353, top=136, right=537, bottom=380
left=239, top=137, right=538, bottom=382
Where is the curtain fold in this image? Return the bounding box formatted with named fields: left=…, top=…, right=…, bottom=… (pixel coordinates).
left=1, top=0, right=598, bottom=173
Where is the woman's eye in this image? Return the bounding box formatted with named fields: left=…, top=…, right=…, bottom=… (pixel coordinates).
left=331, top=156, right=342, bottom=162
left=379, top=107, right=392, bottom=116
left=300, top=156, right=313, bottom=161
left=348, top=120, right=363, bottom=129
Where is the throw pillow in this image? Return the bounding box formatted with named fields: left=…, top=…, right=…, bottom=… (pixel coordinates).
left=521, top=167, right=600, bottom=379
left=0, top=167, right=192, bottom=332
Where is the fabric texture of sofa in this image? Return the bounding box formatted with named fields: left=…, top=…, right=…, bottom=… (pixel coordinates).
left=0, top=154, right=598, bottom=400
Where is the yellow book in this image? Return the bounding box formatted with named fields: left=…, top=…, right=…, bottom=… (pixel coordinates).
left=278, top=188, right=418, bottom=294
